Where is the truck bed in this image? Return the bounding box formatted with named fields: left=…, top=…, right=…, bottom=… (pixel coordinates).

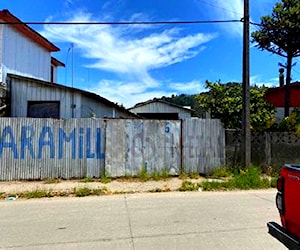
left=281, top=164, right=300, bottom=238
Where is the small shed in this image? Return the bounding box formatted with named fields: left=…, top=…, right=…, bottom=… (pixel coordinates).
left=129, top=99, right=192, bottom=119
left=7, top=74, right=137, bottom=119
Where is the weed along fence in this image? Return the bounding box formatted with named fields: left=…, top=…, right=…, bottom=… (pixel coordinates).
left=0, top=118, right=225, bottom=181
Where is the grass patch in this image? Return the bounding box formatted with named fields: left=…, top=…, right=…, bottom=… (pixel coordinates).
left=270, top=177, right=277, bottom=188
left=160, top=169, right=170, bottom=180
left=210, top=167, right=233, bottom=179
left=43, top=178, right=61, bottom=184
left=230, top=167, right=269, bottom=189
left=73, top=187, right=92, bottom=197
left=179, top=172, right=189, bottom=180
left=22, top=190, right=54, bottom=199
left=189, top=172, right=201, bottom=179
left=137, top=165, right=172, bottom=182
left=202, top=167, right=275, bottom=191
left=92, top=187, right=109, bottom=195
left=177, top=167, right=277, bottom=192
left=150, top=169, right=170, bottom=181
left=138, top=166, right=150, bottom=182
left=73, top=187, right=108, bottom=197
left=100, top=175, right=112, bottom=184
left=178, top=181, right=200, bottom=191
left=178, top=171, right=200, bottom=180
left=81, top=177, right=95, bottom=183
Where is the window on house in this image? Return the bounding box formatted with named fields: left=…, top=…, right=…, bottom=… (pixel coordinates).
left=50, top=65, right=54, bottom=83
left=27, top=101, right=60, bottom=118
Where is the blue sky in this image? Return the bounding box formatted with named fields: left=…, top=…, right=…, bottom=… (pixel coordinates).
left=2, top=0, right=300, bottom=107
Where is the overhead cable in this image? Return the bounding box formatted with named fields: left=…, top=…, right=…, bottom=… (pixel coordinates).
left=2, top=19, right=242, bottom=25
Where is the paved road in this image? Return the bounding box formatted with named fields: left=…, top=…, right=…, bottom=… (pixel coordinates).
left=0, top=191, right=284, bottom=250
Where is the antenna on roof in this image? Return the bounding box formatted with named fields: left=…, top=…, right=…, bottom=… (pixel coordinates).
left=71, top=43, right=75, bottom=118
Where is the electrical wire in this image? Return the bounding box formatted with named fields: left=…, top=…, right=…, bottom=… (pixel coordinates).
left=196, top=0, right=242, bottom=16
left=1, top=19, right=242, bottom=25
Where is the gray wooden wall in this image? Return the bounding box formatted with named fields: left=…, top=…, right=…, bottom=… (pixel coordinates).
left=0, top=118, right=225, bottom=180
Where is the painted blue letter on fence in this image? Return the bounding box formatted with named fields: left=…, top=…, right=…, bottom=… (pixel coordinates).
left=38, top=127, right=55, bottom=159
left=21, top=126, right=35, bottom=159
left=0, top=125, right=104, bottom=160
left=96, top=128, right=104, bottom=159
left=0, top=126, right=18, bottom=158
left=59, top=128, right=76, bottom=159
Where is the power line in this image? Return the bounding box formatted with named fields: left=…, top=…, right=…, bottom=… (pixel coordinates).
left=249, top=21, right=261, bottom=26
left=1, top=19, right=242, bottom=25
left=197, top=0, right=243, bottom=16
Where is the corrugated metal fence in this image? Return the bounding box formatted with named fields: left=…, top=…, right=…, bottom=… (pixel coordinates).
left=0, top=118, right=225, bottom=180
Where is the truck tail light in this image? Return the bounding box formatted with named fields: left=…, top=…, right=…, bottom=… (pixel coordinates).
left=277, top=177, right=284, bottom=192
left=276, top=192, right=284, bottom=213
left=276, top=177, right=285, bottom=215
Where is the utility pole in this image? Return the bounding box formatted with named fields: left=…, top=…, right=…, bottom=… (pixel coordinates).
left=71, top=43, right=75, bottom=118
left=242, top=0, right=251, bottom=167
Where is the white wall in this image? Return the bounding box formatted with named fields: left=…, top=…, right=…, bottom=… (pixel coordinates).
left=0, top=24, right=3, bottom=82
left=1, top=25, right=51, bottom=83
left=130, top=102, right=192, bottom=119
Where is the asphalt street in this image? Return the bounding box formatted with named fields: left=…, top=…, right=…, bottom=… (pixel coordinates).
left=0, top=190, right=285, bottom=250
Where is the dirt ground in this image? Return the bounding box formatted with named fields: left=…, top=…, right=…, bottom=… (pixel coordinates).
left=0, top=178, right=204, bottom=196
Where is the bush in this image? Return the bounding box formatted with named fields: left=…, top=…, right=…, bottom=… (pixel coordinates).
left=278, top=109, right=300, bottom=136
left=202, top=167, right=273, bottom=191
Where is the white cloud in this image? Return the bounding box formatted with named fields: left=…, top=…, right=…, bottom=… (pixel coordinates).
left=42, top=11, right=216, bottom=106
left=87, top=79, right=173, bottom=108
left=87, top=78, right=206, bottom=108
left=170, top=81, right=206, bottom=93
left=198, top=0, right=275, bottom=37
left=250, top=75, right=278, bottom=87
left=43, top=14, right=215, bottom=79
left=196, top=0, right=244, bottom=36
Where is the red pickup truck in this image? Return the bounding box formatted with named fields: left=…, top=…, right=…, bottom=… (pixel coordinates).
left=268, top=164, right=300, bottom=249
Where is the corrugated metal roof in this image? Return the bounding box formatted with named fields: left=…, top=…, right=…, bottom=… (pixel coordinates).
left=129, top=98, right=193, bottom=112
left=7, top=73, right=139, bottom=118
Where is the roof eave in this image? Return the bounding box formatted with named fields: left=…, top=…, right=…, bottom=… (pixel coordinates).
left=0, top=9, right=59, bottom=52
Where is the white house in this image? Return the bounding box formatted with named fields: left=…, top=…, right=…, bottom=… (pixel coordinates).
left=0, top=10, right=137, bottom=119
left=0, top=9, right=64, bottom=84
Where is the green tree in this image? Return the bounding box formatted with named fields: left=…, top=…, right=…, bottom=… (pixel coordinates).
left=195, top=81, right=275, bottom=131
left=251, top=0, right=300, bottom=117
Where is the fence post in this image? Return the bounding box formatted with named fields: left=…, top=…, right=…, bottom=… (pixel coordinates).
left=180, top=119, right=184, bottom=174
left=264, top=132, right=271, bottom=166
